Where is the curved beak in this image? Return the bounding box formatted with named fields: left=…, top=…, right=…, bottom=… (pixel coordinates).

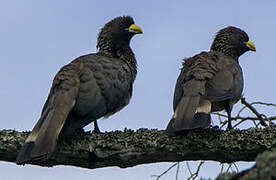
left=246, top=40, right=256, bottom=51
left=127, top=24, right=143, bottom=34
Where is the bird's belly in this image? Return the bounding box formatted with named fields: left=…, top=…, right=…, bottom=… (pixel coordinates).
left=75, top=81, right=130, bottom=118
left=104, top=90, right=131, bottom=118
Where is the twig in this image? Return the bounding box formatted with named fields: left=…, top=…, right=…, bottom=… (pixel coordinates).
left=187, top=161, right=205, bottom=180
left=186, top=162, right=193, bottom=176
left=213, top=112, right=275, bottom=128
left=175, top=162, right=180, bottom=180
left=251, top=102, right=276, bottom=107
left=220, top=163, right=224, bottom=174
left=213, top=113, right=276, bottom=122
left=240, top=98, right=267, bottom=126
left=233, top=163, right=239, bottom=173
left=226, top=164, right=232, bottom=173
left=151, top=162, right=178, bottom=180
left=213, top=98, right=276, bottom=128
left=237, top=105, right=248, bottom=117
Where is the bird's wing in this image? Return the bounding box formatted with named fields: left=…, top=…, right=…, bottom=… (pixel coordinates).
left=173, top=67, right=186, bottom=111
left=173, top=52, right=219, bottom=109
left=204, top=53, right=243, bottom=103
left=167, top=52, right=219, bottom=133
left=16, top=62, right=82, bottom=164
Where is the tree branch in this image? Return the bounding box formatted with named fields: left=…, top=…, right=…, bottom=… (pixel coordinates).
left=240, top=98, right=268, bottom=126
left=216, top=149, right=276, bottom=180
left=0, top=127, right=275, bottom=170
left=213, top=98, right=276, bottom=129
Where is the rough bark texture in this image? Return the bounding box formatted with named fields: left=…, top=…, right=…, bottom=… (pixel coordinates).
left=216, top=149, right=276, bottom=180
left=0, top=126, right=275, bottom=170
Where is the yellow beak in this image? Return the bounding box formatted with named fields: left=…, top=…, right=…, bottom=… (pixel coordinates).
left=128, top=24, right=143, bottom=34
left=246, top=40, right=256, bottom=51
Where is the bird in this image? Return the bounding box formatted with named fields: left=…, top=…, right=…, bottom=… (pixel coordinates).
left=166, top=26, right=256, bottom=135
left=16, top=16, right=143, bottom=164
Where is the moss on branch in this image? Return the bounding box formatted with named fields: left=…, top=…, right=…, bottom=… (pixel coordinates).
left=0, top=126, right=275, bottom=170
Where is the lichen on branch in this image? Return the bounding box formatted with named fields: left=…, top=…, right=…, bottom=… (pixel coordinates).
left=0, top=126, right=275, bottom=170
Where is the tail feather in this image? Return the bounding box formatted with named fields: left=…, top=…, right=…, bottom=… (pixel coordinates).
left=16, top=90, right=77, bottom=164
left=192, top=112, right=211, bottom=128
left=166, top=79, right=211, bottom=134
left=166, top=94, right=200, bottom=134
left=16, top=142, right=35, bottom=164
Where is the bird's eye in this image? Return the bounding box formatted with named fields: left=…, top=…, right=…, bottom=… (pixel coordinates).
left=239, top=34, right=248, bottom=43
left=119, top=22, right=131, bottom=31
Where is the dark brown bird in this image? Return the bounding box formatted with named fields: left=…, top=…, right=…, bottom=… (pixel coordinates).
left=16, top=16, right=142, bottom=164
left=166, top=26, right=256, bottom=135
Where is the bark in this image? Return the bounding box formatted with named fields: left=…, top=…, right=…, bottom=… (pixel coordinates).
left=216, top=149, right=276, bottom=180
left=0, top=126, right=275, bottom=170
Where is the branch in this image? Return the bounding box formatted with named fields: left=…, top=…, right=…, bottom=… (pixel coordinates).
left=213, top=113, right=276, bottom=127
left=151, top=162, right=179, bottom=180
left=216, top=149, right=276, bottom=180
left=240, top=98, right=268, bottom=126
left=213, top=98, right=276, bottom=128
left=0, top=127, right=275, bottom=170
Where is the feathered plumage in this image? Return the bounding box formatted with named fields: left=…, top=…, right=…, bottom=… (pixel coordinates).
left=167, top=26, right=256, bottom=135
left=16, top=16, right=142, bottom=164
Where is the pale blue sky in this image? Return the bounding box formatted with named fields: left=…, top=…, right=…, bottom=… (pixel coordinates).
left=1, top=1, right=276, bottom=179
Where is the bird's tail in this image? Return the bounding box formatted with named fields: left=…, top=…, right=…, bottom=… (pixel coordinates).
left=16, top=89, right=77, bottom=164
left=166, top=79, right=211, bottom=135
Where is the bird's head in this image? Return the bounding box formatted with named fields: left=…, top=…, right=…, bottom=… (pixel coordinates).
left=210, top=26, right=256, bottom=60
left=97, top=16, right=143, bottom=54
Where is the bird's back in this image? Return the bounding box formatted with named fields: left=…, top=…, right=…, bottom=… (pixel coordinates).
left=173, top=51, right=219, bottom=111
left=174, top=51, right=243, bottom=111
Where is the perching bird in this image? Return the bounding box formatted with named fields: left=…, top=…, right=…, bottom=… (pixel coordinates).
left=16, top=16, right=142, bottom=164
left=166, top=26, right=256, bottom=135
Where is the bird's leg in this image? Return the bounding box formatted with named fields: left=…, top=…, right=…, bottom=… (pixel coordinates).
left=93, top=120, right=101, bottom=133
left=226, top=110, right=232, bottom=130
left=225, top=103, right=233, bottom=130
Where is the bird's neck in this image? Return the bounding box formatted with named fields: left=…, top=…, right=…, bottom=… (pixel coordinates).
left=211, top=47, right=239, bottom=62
left=116, top=46, right=137, bottom=81
left=99, top=46, right=137, bottom=82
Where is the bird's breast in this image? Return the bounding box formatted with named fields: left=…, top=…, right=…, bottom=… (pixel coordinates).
left=76, top=58, right=133, bottom=117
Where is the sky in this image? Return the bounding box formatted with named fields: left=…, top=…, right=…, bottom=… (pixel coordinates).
left=0, top=1, right=276, bottom=179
